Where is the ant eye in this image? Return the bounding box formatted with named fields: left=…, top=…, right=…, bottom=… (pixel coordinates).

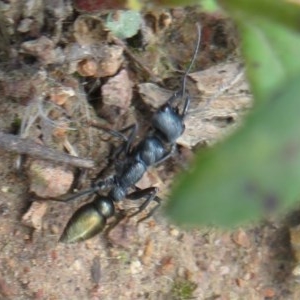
left=161, top=104, right=169, bottom=112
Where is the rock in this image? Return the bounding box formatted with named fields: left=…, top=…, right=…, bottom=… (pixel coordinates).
left=97, top=45, right=124, bottom=78
left=21, top=36, right=64, bottom=65
left=22, top=201, right=48, bottom=230
left=138, top=83, right=172, bottom=108
left=49, top=86, right=75, bottom=106
left=101, top=69, right=132, bottom=110
left=77, top=59, right=99, bottom=77
left=28, top=160, right=74, bottom=198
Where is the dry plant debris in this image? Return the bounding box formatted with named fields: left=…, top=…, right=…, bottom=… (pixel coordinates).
left=0, top=4, right=298, bottom=300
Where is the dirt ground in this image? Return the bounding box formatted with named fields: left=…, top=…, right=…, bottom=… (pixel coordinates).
left=1, top=2, right=300, bottom=300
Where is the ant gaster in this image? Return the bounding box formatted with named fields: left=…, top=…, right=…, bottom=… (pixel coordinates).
left=59, top=24, right=202, bottom=243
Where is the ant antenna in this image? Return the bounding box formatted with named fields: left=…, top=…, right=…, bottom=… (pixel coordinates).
left=180, top=22, right=202, bottom=98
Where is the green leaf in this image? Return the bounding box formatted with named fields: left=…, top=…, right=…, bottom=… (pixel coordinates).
left=106, top=11, right=141, bottom=39
left=166, top=73, right=300, bottom=227
left=149, top=0, right=198, bottom=6
left=239, top=18, right=300, bottom=102
left=220, top=0, right=300, bottom=33
left=165, top=1, right=300, bottom=227
left=127, top=0, right=142, bottom=10
left=202, top=0, right=219, bottom=12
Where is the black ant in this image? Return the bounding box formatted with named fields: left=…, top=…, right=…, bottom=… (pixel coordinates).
left=59, top=23, right=202, bottom=243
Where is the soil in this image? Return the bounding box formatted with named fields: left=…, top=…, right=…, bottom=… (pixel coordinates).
left=0, top=3, right=299, bottom=300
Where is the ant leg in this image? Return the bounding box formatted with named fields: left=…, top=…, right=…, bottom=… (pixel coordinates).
left=153, top=144, right=177, bottom=166
left=118, top=123, right=138, bottom=157
left=53, top=176, right=116, bottom=203
left=49, top=176, right=115, bottom=203
left=48, top=187, right=95, bottom=203
left=103, top=208, right=127, bottom=242
left=181, top=94, right=191, bottom=119
left=137, top=197, right=161, bottom=223
left=126, top=187, right=161, bottom=221
left=90, top=123, right=138, bottom=158
left=102, top=128, right=128, bottom=142
left=90, top=121, right=129, bottom=142
left=109, top=124, right=138, bottom=160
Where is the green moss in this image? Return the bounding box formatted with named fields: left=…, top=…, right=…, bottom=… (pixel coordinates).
left=171, top=279, right=197, bottom=300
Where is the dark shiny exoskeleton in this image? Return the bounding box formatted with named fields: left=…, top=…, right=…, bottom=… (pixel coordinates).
left=60, top=195, right=115, bottom=243
left=59, top=24, right=201, bottom=243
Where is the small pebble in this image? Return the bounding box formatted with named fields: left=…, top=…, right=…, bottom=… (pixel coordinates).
left=232, top=229, right=251, bottom=248
left=22, top=201, right=48, bottom=231
left=130, top=260, right=142, bottom=275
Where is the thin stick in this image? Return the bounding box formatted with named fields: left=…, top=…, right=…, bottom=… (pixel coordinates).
left=0, top=132, right=94, bottom=169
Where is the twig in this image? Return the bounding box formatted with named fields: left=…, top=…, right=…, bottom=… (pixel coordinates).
left=0, top=132, right=94, bottom=169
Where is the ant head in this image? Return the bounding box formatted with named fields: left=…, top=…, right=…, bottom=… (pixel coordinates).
left=152, top=103, right=184, bottom=144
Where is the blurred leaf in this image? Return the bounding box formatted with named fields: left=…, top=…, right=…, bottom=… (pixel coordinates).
left=127, top=0, right=142, bottom=10
left=221, top=0, right=300, bottom=33
left=150, top=0, right=198, bottom=6
left=239, top=18, right=300, bottom=101
left=201, top=0, right=220, bottom=12
left=166, top=1, right=300, bottom=227
left=106, top=11, right=142, bottom=39
left=166, top=73, right=300, bottom=227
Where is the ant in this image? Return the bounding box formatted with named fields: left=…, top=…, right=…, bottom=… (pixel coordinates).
left=58, top=23, right=202, bottom=243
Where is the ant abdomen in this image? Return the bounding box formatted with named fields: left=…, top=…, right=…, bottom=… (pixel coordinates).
left=60, top=197, right=114, bottom=243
